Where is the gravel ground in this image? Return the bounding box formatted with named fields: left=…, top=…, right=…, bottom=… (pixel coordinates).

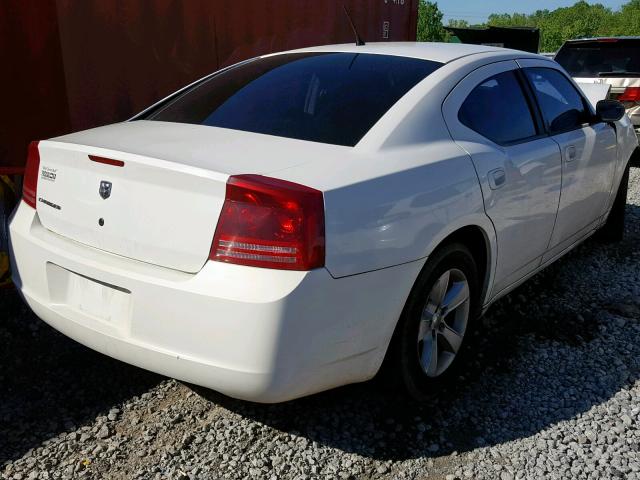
left=2, top=167, right=640, bottom=480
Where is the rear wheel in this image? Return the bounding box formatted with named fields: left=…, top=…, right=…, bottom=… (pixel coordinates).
left=390, top=243, right=480, bottom=401
left=596, top=163, right=629, bottom=244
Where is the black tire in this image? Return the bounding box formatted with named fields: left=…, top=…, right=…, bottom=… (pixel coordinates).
left=387, top=242, right=480, bottom=401
left=596, top=163, right=629, bottom=244
left=631, top=147, right=640, bottom=168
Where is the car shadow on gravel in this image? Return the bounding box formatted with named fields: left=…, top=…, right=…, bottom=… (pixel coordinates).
left=0, top=289, right=163, bottom=466
left=199, top=202, right=640, bottom=462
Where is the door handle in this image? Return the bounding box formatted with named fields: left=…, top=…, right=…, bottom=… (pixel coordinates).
left=565, top=145, right=577, bottom=162
left=488, top=168, right=506, bottom=190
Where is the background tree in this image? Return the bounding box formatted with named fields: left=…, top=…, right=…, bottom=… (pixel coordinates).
left=447, top=19, right=469, bottom=28
left=608, top=0, right=640, bottom=36
left=416, top=1, right=446, bottom=42
left=440, top=0, right=640, bottom=52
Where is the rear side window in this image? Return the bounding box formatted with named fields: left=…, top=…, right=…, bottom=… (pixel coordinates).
left=458, top=70, right=538, bottom=145
left=524, top=67, right=589, bottom=133
left=142, top=53, right=442, bottom=147
left=555, top=39, right=640, bottom=78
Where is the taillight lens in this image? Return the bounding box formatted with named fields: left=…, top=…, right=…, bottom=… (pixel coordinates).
left=619, top=87, right=640, bottom=103
left=211, top=174, right=325, bottom=270
left=22, top=141, right=41, bottom=209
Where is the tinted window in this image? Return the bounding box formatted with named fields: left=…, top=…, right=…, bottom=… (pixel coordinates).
left=524, top=67, right=589, bottom=133
left=555, top=39, right=640, bottom=78
left=458, top=71, right=537, bottom=145
left=143, top=53, right=442, bottom=147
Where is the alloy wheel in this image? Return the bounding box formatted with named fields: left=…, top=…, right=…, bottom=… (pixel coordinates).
left=417, top=268, right=470, bottom=377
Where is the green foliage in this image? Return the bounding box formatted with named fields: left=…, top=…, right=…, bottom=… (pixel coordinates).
left=608, top=0, right=640, bottom=36
left=447, top=19, right=469, bottom=28
left=487, top=1, right=617, bottom=52
left=442, top=0, right=640, bottom=52
left=417, top=1, right=446, bottom=42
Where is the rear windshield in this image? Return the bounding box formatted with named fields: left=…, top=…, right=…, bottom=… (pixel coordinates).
left=141, top=52, right=442, bottom=147
left=555, top=39, right=640, bottom=78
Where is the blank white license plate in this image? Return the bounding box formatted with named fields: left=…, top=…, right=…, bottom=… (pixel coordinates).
left=49, top=265, right=131, bottom=325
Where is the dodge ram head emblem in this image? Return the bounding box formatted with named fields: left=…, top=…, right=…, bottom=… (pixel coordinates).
left=99, top=180, right=112, bottom=199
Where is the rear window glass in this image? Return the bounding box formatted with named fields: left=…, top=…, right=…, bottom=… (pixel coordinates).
left=141, top=52, right=442, bottom=147
left=555, top=40, right=640, bottom=78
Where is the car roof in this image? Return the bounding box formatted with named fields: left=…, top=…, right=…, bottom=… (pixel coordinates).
left=273, top=42, right=519, bottom=64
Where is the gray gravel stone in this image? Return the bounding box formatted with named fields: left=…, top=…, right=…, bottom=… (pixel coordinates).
left=96, top=425, right=111, bottom=440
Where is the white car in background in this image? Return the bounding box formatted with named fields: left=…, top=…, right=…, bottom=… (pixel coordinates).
left=9, top=43, right=638, bottom=402
left=555, top=37, right=640, bottom=141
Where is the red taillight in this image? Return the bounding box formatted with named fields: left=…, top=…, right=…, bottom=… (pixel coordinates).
left=22, top=141, right=41, bottom=209
left=211, top=174, right=325, bottom=271
left=619, top=87, right=640, bottom=103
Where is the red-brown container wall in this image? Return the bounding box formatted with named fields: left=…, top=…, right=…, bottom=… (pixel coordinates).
left=0, top=0, right=417, bottom=173
left=0, top=0, right=71, bottom=174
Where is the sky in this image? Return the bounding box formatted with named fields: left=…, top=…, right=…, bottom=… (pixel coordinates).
left=441, top=0, right=627, bottom=24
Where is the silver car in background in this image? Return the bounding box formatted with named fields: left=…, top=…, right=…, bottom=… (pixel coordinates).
left=555, top=37, right=640, bottom=141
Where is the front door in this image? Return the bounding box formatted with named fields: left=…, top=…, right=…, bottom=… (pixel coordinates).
left=519, top=62, right=618, bottom=259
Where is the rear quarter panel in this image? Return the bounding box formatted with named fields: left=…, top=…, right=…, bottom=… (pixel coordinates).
left=273, top=141, right=493, bottom=279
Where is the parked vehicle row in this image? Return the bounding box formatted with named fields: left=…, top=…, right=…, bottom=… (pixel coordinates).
left=9, top=42, right=638, bottom=402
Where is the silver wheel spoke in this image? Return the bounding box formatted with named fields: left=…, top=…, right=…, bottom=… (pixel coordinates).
left=442, top=281, right=469, bottom=314
left=439, top=323, right=463, bottom=353
left=421, top=333, right=439, bottom=377
left=421, top=303, right=436, bottom=320
left=430, top=271, right=450, bottom=305
left=417, top=319, right=430, bottom=342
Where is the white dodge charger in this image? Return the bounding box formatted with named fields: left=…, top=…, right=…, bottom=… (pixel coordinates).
left=9, top=43, right=638, bottom=402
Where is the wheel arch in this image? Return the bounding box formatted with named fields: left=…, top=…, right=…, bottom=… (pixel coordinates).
left=418, top=217, right=497, bottom=308
left=376, top=221, right=496, bottom=383
left=435, top=224, right=493, bottom=307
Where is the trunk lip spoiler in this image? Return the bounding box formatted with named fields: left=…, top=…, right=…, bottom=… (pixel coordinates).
left=89, top=155, right=125, bottom=167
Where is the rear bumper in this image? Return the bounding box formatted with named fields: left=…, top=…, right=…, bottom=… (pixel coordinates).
left=9, top=202, right=422, bottom=402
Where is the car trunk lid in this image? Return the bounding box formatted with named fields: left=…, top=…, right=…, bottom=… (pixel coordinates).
left=35, top=121, right=338, bottom=272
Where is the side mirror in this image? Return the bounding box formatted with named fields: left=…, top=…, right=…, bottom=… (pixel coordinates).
left=596, top=99, right=625, bottom=122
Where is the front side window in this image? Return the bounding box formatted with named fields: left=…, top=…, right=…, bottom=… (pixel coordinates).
left=142, top=52, right=442, bottom=147
left=458, top=70, right=538, bottom=145
left=523, top=67, right=589, bottom=133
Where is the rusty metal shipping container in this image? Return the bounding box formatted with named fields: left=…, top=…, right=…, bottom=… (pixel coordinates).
left=0, top=0, right=418, bottom=174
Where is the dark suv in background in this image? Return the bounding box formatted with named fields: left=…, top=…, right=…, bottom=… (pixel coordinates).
left=555, top=37, right=640, bottom=141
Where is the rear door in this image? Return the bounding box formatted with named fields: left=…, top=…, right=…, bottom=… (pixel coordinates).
left=519, top=61, right=618, bottom=258
left=443, top=60, right=562, bottom=296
